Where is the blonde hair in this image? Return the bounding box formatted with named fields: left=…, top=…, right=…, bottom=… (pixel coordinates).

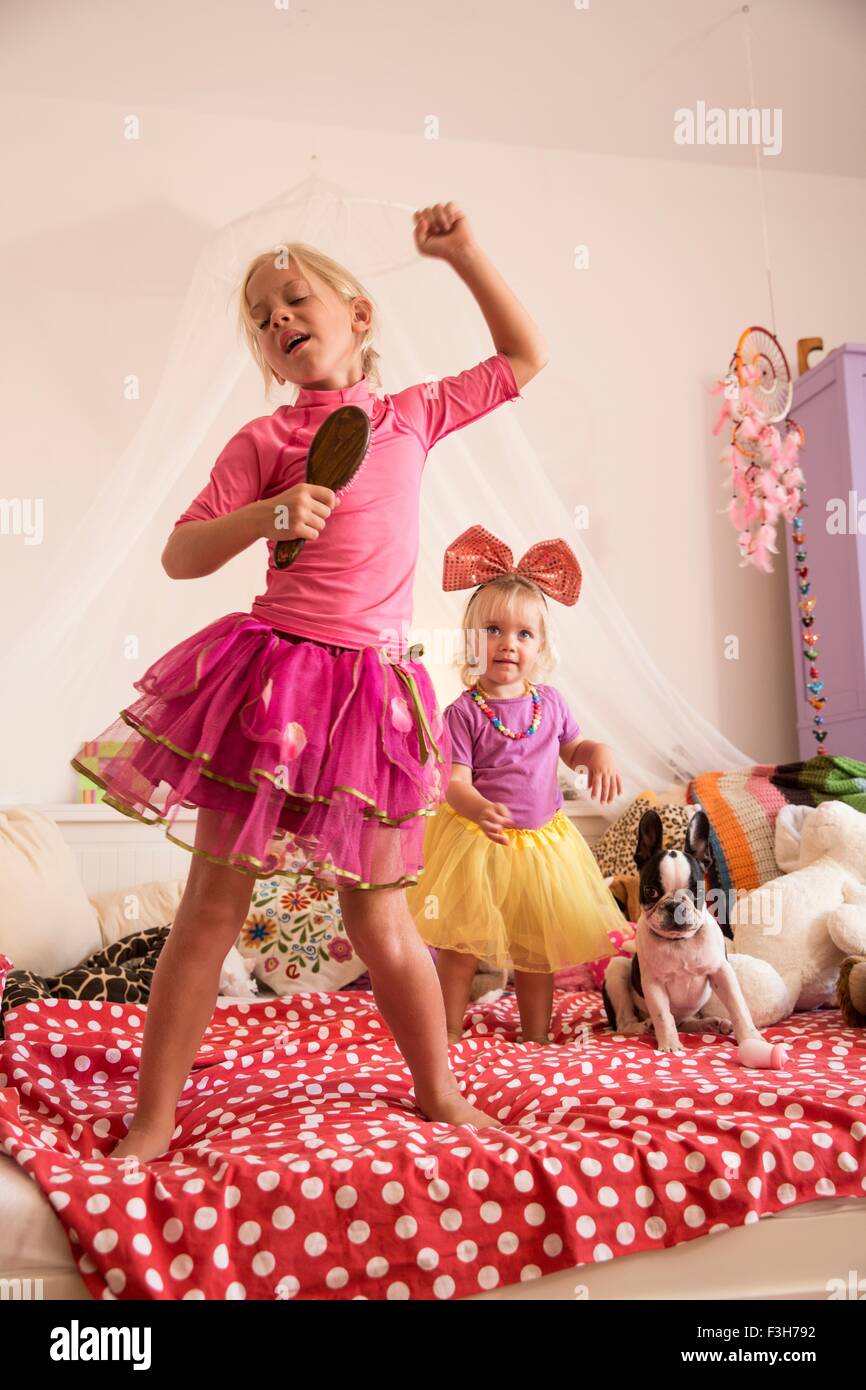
left=235, top=241, right=382, bottom=402
left=458, top=575, right=556, bottom=688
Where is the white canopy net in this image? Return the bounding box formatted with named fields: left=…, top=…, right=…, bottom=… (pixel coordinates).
left=2, top=171, right=752, bottom=810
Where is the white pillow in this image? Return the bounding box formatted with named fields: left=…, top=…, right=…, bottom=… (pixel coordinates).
left=0, top=807, right=102, bottom=974
left=89, top=877, right=187, bottom=948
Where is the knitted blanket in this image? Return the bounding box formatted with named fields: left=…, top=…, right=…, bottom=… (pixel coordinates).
left=686, top=754, right=866, bottom=898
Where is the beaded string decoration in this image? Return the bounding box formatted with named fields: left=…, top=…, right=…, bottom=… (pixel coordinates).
left=791, top=506, right=827, bottom=748
left=470, top=680, right=542, bottom=739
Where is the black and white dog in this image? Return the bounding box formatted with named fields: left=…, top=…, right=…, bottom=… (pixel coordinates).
left=602, top=809, right=761, bottom=1053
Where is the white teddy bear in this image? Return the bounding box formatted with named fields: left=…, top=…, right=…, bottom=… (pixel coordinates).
left=701, top=799, right=866, bottom=1028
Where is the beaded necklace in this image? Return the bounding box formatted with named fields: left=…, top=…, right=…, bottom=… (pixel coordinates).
left=470, top=679, right=542, bottom=739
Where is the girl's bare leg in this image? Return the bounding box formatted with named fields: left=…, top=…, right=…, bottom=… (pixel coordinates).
left=110, top=809, right=256, bottom=1164
left=514, top=969, right=554, bottom=1044
left=434, top=947, right=481, bottom=1043
left=338, top=884, right=501, bottom=1129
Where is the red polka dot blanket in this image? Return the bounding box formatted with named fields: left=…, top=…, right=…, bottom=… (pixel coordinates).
left=1, top=990, right=864, bottom=1300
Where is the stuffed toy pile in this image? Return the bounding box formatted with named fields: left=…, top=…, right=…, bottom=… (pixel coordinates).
left=700, top=800, right=866, bottom=1027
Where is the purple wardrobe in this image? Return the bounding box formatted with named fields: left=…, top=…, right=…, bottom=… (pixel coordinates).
left=784, top=342, right=866, bottom=760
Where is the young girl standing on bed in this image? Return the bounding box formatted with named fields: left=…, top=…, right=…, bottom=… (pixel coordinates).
left=73, top=202, right=547, bottom=1161
left=405, top=525, right=626, bottom=1045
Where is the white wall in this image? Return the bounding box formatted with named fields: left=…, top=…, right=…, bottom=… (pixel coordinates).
left=2, top=91, right=865, bottom=801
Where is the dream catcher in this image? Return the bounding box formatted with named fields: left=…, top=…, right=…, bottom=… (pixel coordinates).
left=711, top=326, right=827, bottom=751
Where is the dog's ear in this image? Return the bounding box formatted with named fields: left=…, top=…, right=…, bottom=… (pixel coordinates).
left=684, top=810, right=714, bottom=872
left=634, top=809, right=664, bottom=868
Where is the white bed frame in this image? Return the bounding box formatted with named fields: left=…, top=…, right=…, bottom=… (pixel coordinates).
left=41, top=801, right=198, bottom=896
left=42, top=799, right=610, bottom=896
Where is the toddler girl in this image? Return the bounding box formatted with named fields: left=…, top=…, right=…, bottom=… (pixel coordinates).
left=405, top=524, right=625, bottom=1045
left=72, top=202, right=548, bottom=1159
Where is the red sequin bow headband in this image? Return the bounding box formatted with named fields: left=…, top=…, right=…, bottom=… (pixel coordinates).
left=442, top=525, right=582, bottom=606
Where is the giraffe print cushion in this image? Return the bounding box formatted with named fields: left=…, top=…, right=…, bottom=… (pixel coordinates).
left=0, top=926, right=169, bottom=1037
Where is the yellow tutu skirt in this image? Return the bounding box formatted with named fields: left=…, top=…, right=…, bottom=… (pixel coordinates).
left=405, top=801, right=624, bottom=973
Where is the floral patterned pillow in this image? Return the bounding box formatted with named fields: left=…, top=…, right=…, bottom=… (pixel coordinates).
left=236, top=877, right=365, bottom=995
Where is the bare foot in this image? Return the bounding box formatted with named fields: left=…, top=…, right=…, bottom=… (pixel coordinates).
left=110, top=1123, right=176, bottom=1166
left=416, top=1088, right=502, bottom=1129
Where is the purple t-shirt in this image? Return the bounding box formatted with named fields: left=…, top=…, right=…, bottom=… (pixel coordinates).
left=445, top=684, right=581, bottom=830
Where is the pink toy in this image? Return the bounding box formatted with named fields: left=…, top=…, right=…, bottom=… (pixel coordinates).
left=738, top=1037, right=790, bottom=1069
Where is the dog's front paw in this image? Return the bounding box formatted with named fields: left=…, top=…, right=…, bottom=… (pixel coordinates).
left=656, top=1038, right=686, bottom=1055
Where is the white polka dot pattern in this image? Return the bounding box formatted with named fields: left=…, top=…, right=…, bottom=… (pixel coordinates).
left=0, top=990, right=863, bottom=1300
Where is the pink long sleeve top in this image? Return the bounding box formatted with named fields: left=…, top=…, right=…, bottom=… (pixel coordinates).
left=174, top=352, right=522, bottom=656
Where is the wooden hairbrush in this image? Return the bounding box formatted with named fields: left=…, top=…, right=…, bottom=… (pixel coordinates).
left=274, top=405, right=372, bottom=569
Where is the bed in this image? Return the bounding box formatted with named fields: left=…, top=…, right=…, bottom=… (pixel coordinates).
left=1, top=986, right=864, bottom=1301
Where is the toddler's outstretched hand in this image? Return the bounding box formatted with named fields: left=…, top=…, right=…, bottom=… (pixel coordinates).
left=585, top=743, right=622, bottom=804
left=478, top=800, right=514, bottom=846
left=413, top=201, right=477, bottom=261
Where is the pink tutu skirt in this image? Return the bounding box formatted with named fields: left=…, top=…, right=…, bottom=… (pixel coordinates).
left=70, top=611, right=451, bottom=892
